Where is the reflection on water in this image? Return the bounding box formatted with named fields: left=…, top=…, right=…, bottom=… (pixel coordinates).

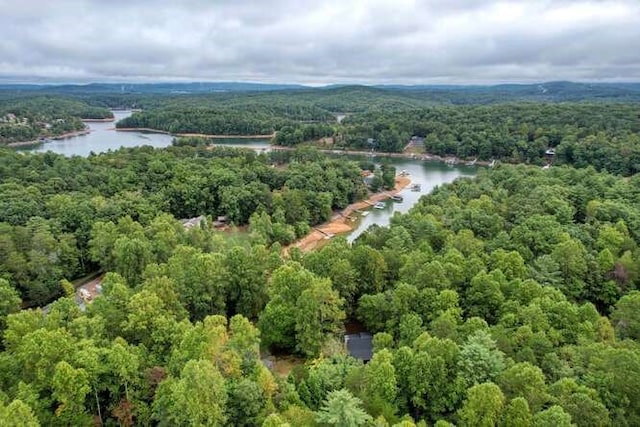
left=342, top=155, right=477, bottom=242
left=19, top=112, right=477, bottom=239
left=21, top=111, right=174, bottom=157
left=19, top=111, right=271, bottom=157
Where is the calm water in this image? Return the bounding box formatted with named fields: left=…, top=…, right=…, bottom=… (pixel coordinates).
left=343, top=155, right=477, bottom=242
left=21, top=110, right=272, bottom=156
left=20, top=112, right=476, bottom=237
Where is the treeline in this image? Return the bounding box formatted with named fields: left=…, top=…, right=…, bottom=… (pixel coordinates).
left=272, top=124, right=335, bottom=146
left=256, top=164, right=640, bottom=426
left=338, top=103, right=640, bottom=174
left=6, top=89, right=640, bottom=175
left=1, top=164, right=640, bottom=425
left=0, top=145, right=367, bottom=307
left=116, top=102, right=335, bottom=136
left=104, top=90, right=640, bottom=176
left=0, top=97, right=112, bottom=144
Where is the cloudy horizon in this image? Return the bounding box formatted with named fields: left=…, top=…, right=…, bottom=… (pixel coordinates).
left=1, top=0, right=639, bottom=85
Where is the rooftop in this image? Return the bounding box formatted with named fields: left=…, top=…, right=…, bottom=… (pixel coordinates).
left=345, top=332, right=373, bottom=362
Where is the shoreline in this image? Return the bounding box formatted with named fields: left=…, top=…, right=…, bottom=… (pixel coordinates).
left=115, top=127, right=274, bottom=139
left=82, top=117, right=115, bottom=123
left=271, top=145, right=491, bottom=166
left=50, top=129, right=92, bottom=140
left=6, top=128, right=92, bottom=147
left=287, top=175, right=412, bottom=253
left=6, top=140, right=41, bottom=148
left=35, top=124, right=488, bottom=166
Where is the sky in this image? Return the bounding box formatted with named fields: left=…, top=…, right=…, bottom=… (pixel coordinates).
left=1, top=0, right=639, bottom=85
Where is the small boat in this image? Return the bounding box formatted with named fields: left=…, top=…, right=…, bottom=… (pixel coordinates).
left=373, top=201, right=386, bottom=209
left=399, top=170, right=410, bottom=176
left=391, top=195, right=403, bottom=202
left=410, top=184, right=421, bottom=192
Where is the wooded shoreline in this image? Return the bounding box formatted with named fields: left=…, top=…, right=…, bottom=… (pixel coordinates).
left=5, top=128, right=91, bottom=147
left=288, top=175, right=412, bottom=252
left=115, top=127, right=274, bottom=139
left=81, top=117, right=115, bottom=122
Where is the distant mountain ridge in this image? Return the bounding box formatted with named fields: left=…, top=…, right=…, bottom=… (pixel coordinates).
left=1, top=80, right=640, bottom=103
left=0, top=82, right=309, bottom=94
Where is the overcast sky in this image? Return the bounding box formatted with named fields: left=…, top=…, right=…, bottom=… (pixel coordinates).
left=1, top=0, right=639, bottom=84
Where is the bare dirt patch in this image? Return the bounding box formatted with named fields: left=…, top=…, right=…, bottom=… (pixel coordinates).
left=287, top=176, right=411, bottom=253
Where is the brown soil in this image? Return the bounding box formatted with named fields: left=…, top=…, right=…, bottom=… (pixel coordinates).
left=287, top=176, right=411, bottom=253
left=271, top=355, right=305, bottom=378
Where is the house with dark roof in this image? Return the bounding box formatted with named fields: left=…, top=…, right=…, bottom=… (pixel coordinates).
left=345, top=332, right=373, bottom=362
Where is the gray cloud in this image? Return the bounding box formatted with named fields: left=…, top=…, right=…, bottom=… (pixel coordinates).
left=0, top=0, right=639, bottom=84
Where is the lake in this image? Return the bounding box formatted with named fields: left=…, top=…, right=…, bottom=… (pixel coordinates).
left=20, top=111, right=477, bottom=238
left=342, top=155, right=477, bottom=242
left=20, top=110, right=272, bottom=156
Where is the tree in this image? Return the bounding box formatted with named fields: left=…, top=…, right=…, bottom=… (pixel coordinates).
left=0, top=399, right=40, bottom=427
left=259, top=262, right=316, bottom=351
left=86, top=274, right=131, bottom=340
left=160, top=245, right=227, bottom=320
left=52, top=361, right=91, bottom=425
left=497, top=363, right=548, bottom=412
left=398, top=313, right=424, bottom=347
left=612, top=291, right=640, bottom=340
left=153, top=359, right=227, bottom=426
left=262, top=413, right=291, bottom=427
left=350, top=245, right=387, bottom=297
left=551, top=238, right=588, bottom=299
left=501, top=397, right=532, bottom=427
left=466, top=271, right=505, bottom=324
left=532, top=405, right=573, bottom=427
left=315, top=389, right=372, bottom=427
left=295, top=279, right=345, bottom=357
left=122, top=290, right=177, bottom=357
left=548, top=378, right=610, bottom=427
left=457, top=382, right=505, bottom=427
left=364, top=349, right=398, bottom=412
left=223, top=246, right=269, bottom=318
left=226, top=378, right=267, bottom=427
left=381, top=164, right=396, bottom=190
left=373, top=332, right=394, bottom=352
left=458, top=330, right=505, bottom=387
left=490, top=249, right=527, bottom=281
left=113, top=236, right=152, bottom=286
left=88, top=220, right=120, bottom=271
left=105, top=338, right=140, bottom=409
left=0, top=278, right=21, bottom=333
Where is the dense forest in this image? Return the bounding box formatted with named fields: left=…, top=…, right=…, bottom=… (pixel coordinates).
left=98, top=89, right=640, bottom=176
left=337, top=103, right=640, bottom=175
left=116, top=104, right=334, bottom=136
left=1, top=160, right=640, bottom=425
left=0, top=145, right=368, bottom=307
left=1, top=86, right=640, bottom=425
left=0, top=97, right=112, bottom=144
left=3, top=87, right=640, bottom=176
